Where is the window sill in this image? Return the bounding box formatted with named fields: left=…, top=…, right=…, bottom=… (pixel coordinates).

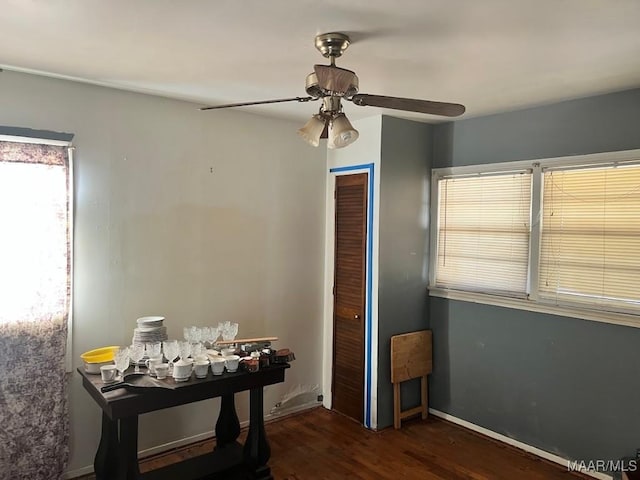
left=428, top=287, right=640, bottom=329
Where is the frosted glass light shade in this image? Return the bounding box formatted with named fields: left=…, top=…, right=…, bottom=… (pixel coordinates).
left=297, top=114, right=326, bottom=147
left=328, top=113, right=359, bottom=149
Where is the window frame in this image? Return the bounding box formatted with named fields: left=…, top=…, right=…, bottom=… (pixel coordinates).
left=429, top=148, right=640, bottom=328
left=0, top=134, right=74, bottom=370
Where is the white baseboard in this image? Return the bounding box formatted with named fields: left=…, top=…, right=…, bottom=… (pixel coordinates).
left=429, top=409, right=613, bottom=480
left=63, top=401, right=320, bottom=479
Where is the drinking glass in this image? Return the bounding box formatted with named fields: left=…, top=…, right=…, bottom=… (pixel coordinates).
left=183, top=327, right=192, bottom=343
left=145, top=342, right=162, bottom=360
left=162, top=340, right=179, bottom=376
left=114, top=347, right=130, bottom=381
left=210, top=326, right=221, bottom=346
left=222, top=322, right=239, bottom=342
left=184, top=326, right=198, bottom=343
left=178, top=340, right=191, bottom=363
left=192, top=327, right=203, bottom=345
left=129, top=343, right=145, bottom=374
left=201, top=327, right=211, bottom=348
left=191, top=342, right=205, bottom=360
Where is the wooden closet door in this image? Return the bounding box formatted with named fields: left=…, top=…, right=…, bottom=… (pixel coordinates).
left=332, top=173, right=367, bottom=423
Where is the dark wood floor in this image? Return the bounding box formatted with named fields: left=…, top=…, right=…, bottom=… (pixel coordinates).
left=78, top=407, right=589, bottom=480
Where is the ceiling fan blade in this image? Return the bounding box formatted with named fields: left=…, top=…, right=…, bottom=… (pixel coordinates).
left=200, top=96, right=314, bottom=111
left=314, top=65, right=358, bottom=95
left=350, top=94, right=465, bottom=117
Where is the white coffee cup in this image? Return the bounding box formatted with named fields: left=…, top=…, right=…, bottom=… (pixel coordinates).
left=155, top=364, right=169, bottom=380
left=145, top=356, right=164, bottom=376
left=224, top=355, right=240, bottom=373
left=100, top=364, right=117, bottom=383
left=194, top=360, right=210, bottom=379
left=172, top=359, right=192, bottom=381
left=211, top=358, right=225, bottom=375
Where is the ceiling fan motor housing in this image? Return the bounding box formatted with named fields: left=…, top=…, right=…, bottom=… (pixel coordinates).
left=306, top=33, right=358, bottom=99
left=305, top=70, right=359, bottom=99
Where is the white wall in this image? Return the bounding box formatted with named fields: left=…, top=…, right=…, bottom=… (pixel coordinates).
left=0, top=70, right=326, bottom=474
left=323, top=116, right=382, bottom=429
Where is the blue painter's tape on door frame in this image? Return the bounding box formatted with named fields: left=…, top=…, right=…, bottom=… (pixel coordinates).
left=330, top=163, right=375, bottom=428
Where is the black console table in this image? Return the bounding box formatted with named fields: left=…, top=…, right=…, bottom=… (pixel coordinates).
left=77, top=363, right=289, bottom=480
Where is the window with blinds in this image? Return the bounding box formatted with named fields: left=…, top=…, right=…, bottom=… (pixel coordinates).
left=539, top=164, right=640, bottom=312
left=431, top=151, right=640, bottom=322
left=435, top=171, right=532, bottom=295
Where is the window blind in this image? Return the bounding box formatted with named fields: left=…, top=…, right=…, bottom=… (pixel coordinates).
left=436, top=171, right=532, bottom=295
left=539, top=164, right=640, bottom=312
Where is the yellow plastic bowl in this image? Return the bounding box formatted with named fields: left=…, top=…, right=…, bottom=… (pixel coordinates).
left=81, top=346, right=119, bottom=374
left=80, top=346, right=119, bottom=363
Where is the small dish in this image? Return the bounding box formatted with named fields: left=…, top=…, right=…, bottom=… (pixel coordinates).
left=83, top=360, right=115, bottom=375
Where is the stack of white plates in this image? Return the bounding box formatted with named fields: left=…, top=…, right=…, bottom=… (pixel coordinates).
left=137, top=316, right=164, bottom=328
left=132, top=316, right=168, bottom=345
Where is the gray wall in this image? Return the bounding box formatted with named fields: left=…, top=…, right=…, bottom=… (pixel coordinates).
left=431, top=88, right=640, bottom=466
left=0, top=70, right=327, bottom=475
left=434, top=88, right=640, bottom=167
left=377, top=116, right=432, bottom=428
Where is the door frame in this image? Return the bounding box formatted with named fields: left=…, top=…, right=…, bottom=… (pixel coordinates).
left=323, top=163, right=377, bottom=429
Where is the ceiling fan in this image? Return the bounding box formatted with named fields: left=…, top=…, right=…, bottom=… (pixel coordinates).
left=200, top=32, right=466, bottom=149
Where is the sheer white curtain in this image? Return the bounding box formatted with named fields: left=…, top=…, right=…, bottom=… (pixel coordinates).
left=0, top=139, right=71, bottom=479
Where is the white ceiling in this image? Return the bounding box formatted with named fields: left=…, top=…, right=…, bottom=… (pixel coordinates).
left=2, top=0, right=640, bottom=123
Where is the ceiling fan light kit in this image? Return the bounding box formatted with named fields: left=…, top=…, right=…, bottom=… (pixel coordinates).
left=297, top=95, right=359, bottom=149
left=201, top=32, right=465, bottom=149
left=328, top=113, right=359, bottom=149
left=297, top=114, right=326, bottom=147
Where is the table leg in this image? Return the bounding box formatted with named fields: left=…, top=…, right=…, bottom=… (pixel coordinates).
left=95, top=412, right=119, bottom=480
left=243, top=386, right=271, bottom=477
left=215, top=392, right=241, bottom=448
left=117, top=416, right=140, bottom=479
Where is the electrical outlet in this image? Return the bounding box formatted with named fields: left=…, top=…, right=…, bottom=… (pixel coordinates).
left=317, top=394, right=323, bottom=402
